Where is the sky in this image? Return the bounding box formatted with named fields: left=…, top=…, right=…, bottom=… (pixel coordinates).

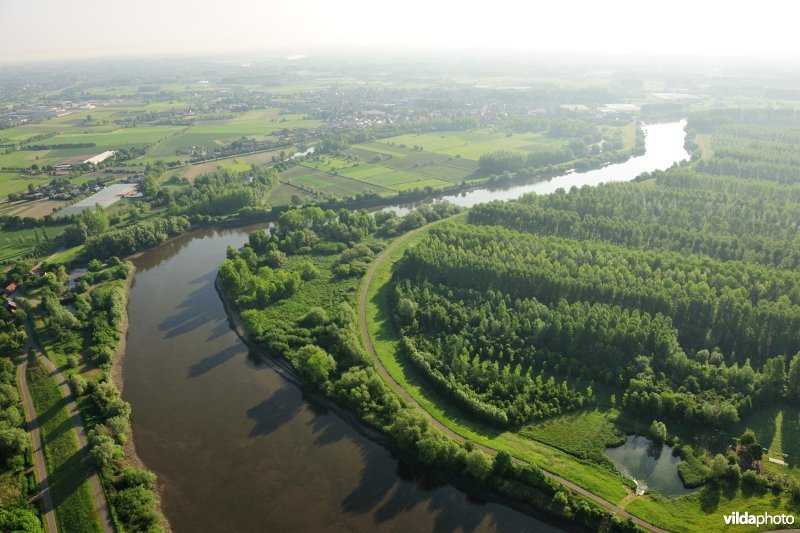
left=2, top=0, right=800, bottom=63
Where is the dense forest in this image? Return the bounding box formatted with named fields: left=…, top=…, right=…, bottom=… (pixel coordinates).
left=689, top=108, right=800, bottom=184
left=391, top=167, right=800, bottom=430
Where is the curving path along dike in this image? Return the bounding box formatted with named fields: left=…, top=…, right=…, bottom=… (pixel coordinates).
left=357, top=217, right=670, bottom=533
left=36, top=354, right=114, bottom=533
left=17, top=357, right=58, bottom=533
left=24, top=322, right=113, bottom=533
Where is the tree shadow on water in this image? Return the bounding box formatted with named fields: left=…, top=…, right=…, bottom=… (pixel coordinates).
left=341, top=449, right=523, bottom=532
left=158, top=271, right=219, bottom=339
left=186, top=344, right=244, bottom=378
left=341, top=446, right=404, bottom=516
left=205, top=319, right=233, bottom=343
left=245, top=386, right=302, bottom=437
left=306, top=407, right=351, bottom=447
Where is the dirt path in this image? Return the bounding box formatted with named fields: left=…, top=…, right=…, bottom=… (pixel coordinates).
left=17, top=356, right=58, bottom=533
left=357, top=222, right=670, bottom=533
left=25, top=323, right=114, bottom=533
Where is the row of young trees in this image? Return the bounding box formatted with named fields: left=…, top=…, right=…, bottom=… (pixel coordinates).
left=688, top=110, right=800, bottom=183
left=469, top=170, right=800, bottom=268
left=397, top=223, right=800, bottom=364
left=389, top=160, right=800, bottom=431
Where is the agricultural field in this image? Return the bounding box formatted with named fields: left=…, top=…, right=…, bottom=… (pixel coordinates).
left=375, top=129, right=567, bottom=160
left=0, top=103, right=321, bottom=202
left=0, top=172, right=54, bottom=198
left=275, top=124, right=608, bottom=200
left=3, top=199, right=66, bottom=218
left=281, top=132, right=536, bottom=200
left=0, top=224, right=66, bottom=263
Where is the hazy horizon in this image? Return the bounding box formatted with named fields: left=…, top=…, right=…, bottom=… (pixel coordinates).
left=3, top=0, right=800, bottom=64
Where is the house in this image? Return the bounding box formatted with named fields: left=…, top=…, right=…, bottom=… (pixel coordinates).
left=5, top=299, right=17, bottom=313
left=4, top=282, right=16, bottom=294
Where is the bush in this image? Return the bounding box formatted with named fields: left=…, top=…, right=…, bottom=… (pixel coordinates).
left=552, top=491, right=569, bottom=508
left=493, top=450, right=514, bottom=478
left=106, top=415, right=130, bottom=444
left=0, top=427, right=30, bottom=469
left=465, top=449, right=492, bottom=481
left=649, top=420, right=667, bottom=442
left=67, top=374, right=87, bottom=396
left=115, top=486, right=159, bottom=531
left=296, top=261, right=319, bottom=281
left=116, top=467, right=156, bottom=490
left=296, top=345, right=336, bottom=387
left=299, top=307, right=328, bottom=327
left=0, top=507, right=44, bottom=532
left=88, top=433, right=122, bottom=470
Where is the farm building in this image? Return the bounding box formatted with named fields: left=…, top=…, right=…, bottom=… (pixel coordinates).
left=83, top=151, right=116, bottom=165
left=52, top=183, right=137, bottom=218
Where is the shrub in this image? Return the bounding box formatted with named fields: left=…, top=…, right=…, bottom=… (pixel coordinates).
left=297, top=345, right=336, bottom=387
left=88, top=433, right=122, bottom=469
left=115, top=486, right=159, bottom=531
left=299, top=307, right=328, bottom=327
left=465, top=449, right=492, bottom=481
left=116, top=467, right=156, bottom=490
left=67, top=374, right=87, bottom=396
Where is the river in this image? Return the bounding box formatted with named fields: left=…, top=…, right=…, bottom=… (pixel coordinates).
left=388, top=120, right=689, bottom=213
left=122, top=121, right=688, bottom=532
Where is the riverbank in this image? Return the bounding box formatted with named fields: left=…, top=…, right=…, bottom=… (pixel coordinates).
left=111, top=266, right=173, bottom=533
left=213, top=273, right=589, bottom=533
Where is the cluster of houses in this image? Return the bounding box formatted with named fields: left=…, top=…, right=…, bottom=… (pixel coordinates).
left=0, top=100, right=103, bottom=129
left=9, top=180, right=105, bottom=203
left=3, top=282, right=17, bottom=314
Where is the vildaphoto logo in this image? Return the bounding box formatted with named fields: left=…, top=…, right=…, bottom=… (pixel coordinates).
left=723, top=511, right=796, bottom=527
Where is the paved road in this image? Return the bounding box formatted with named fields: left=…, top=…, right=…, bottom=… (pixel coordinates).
left=25, top=323, right=114, bottom=533
left=357, top=220, right=670, bottom=533
left=17, top=357, right=58, bottom=533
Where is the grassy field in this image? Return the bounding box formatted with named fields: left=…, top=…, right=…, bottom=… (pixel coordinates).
left=375, top=130, right=566, bottom=160
left=26, top=358, right=101, bottom=533
left=0, top=172, right=54, bottom=198
left=361, top=216, right=799, bottom=532
left=738, top=404, right=800, bottom=479
left=0, top=224, right=66, bottom=263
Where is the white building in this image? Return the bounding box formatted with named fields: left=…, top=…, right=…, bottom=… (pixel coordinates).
left=83, top=151, right=116, bottom=165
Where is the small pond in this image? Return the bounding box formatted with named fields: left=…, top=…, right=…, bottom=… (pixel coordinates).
left=605, top=435, right=698, bottom=498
